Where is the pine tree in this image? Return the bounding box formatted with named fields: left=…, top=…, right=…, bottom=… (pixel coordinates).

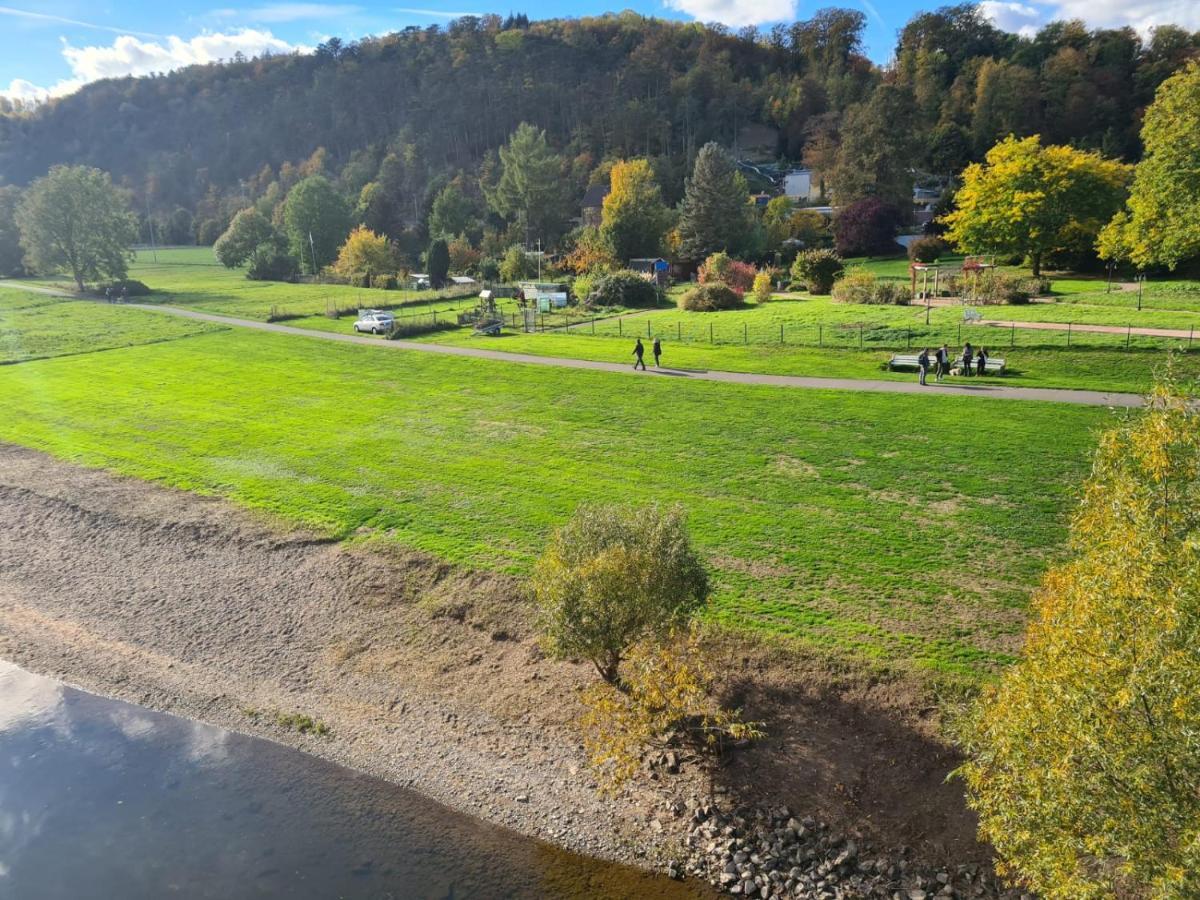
left=674, top=143, right=751, bottom=265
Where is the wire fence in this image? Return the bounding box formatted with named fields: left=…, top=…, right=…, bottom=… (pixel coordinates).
left=529, top=312, right=1199, bottom=353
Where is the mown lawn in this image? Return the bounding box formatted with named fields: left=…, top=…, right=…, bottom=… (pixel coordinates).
left=0, top=324, right=1117, bottom=681
left=0, top=291, right=225, bottom=363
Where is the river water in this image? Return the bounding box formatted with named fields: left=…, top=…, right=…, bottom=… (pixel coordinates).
left=0, top=661, right=712, bottom=899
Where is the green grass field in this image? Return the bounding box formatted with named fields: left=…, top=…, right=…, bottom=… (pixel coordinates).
left=0, top=313, right=1118, bottom=681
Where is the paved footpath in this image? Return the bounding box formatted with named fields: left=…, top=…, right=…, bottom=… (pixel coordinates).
left=135, top=303, right=1144, bottom=408
left=0, top=282, right=1144, bottom=407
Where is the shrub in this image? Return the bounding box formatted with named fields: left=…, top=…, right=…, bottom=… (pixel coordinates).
left=349, top=271, right=371, bottom=288
left=580, top=628, right=765, bottom=791
left=790, top=249, right=844, bottom=295
left=375, top=273, right=399, bottom=290
left=678, top=282, right=740, bottom=311
left=830, top=270, right=910, bottom=305
left=698, top=251, right=756, bottom=296
left=751, top=271, right=773, bottom=303
left=908, top=236, right=949, bottom=263
left=478, top=256, right=500, bottom=282
left=572, top=271, right=598, bottom=303
left=833, top=198, right=903, bottom=257
left=966, top=272, right=1050, bottom=305
left=247, top=249, right=298, bottom=282
left=100, top=278, right=152, bottom=297
left=533, top=504, right=709, bottom=685
left=591, top=270, right=659, bottom=308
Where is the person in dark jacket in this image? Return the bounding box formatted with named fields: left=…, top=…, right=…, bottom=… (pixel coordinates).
left=652, top=337, right=662, bottom=367
left=976, top=346, right=988, bottom=376
left=962, top=342, right=974, bottom=376
left=935, top=344, right=949, bottom=382
left=917, top=347, right=930, bottom=386
left=632, top=338, right=646, bottom=370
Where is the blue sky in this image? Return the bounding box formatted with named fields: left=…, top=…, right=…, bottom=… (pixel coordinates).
left=2, top=0, right=1196, bottom=102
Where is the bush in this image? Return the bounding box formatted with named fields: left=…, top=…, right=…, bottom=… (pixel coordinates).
left=533, top=504, right=709, bottom=685
left=478, top=256, right=500, bottom=282
left=790, top=249, right=844, bottom=295
left=830, top=270, right=910, bottom=305
left=349, top=271, right=371, bottom=288
left=247, top=250, right=298, bottom=282
left=374, top=273, right=399, bottom=290
left=99, top=279, right=152, bottom=297
left=698, top=251, right=756, bottom=296
left=967, top=272, right=1050, bottom=305
left=678, top=282, right=741, bottom=311
left=833, top=198, right=903, bottom=257
left=572, top=271, right=598, bottom=303
left=751, top=271, right=773, bottom=303
left=908, top=236, right=949, bottom=263
left=591, top=270, right=659, bottom=308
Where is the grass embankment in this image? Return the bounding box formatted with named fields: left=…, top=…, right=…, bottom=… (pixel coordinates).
left=0, top=289, right=225, bottom=363
left=0, top=320, right=1115, bottom=682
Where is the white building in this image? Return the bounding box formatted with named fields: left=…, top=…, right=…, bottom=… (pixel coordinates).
left=783, top=169, right=819, bottom=202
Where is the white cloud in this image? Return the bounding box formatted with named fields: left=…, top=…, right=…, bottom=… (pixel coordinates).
left=981, top=0, right=1200, bottom=38
left=2, top=28, right=307, bottom=103
left=663, top=0, right=796, bottom=27
left=979, top=1, right=1044, bottom=37
left=211, top=3, right=363, bottom=22
left=0, top=5, right=162, bottom=39
left=394, top=7, right=485, bottom=17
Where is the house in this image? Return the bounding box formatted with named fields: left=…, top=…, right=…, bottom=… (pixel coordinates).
left=518, top=281, right=569, bottom=311
left=580, top=183, right=610, bottom=227
left=628, top=257, right=670, bottom=287
left=449, top=275, right=477, bottom=286
left=408, top=273, right=431, bottom=290
left=784, top=169, right=821, bottom=202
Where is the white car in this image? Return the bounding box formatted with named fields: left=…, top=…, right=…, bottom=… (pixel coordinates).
left=353, top=312, right=394, bottom=334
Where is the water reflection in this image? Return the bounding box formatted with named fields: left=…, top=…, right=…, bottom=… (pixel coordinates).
left=0, top=662, right=711, bottom=899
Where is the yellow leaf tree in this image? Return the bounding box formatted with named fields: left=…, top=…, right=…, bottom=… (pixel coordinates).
left=601, top=158, right=671, bottom=263
left=958, top=369, right=1200, bottom=898
left=942, top=135, right=1130, bottom=276
left=332, top=225, right=397, bottom=278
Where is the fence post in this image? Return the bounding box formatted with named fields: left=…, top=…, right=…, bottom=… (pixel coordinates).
left=907, top=328, right=911, bottom=350
left=859, top=323, right=863, bottom=349
left=744, top=323, right=748, bottom=344
left=619, top=318, right=623, bottom=336
left=1126, top=324, right=1132, bottom=349
left=677, top=322, right=681, bottom=342
left=819, top=324, right=823, bottom=348
left=648, top=320, right=652, bottom=338
left=592, top=317, right=595, bottom=335
left=1067, top=321, right=1071, bottom=347
left=780, top=323, right=784, bottom=344
left=710, top=322, right=714, bottom=344
left=958, top=323, right=962, bottom=344
left=433, top=311, right=437, bottom=325
left=1010, top=322, right=1015, bottom=348
left=1190, top=327, right=1194, bottom=349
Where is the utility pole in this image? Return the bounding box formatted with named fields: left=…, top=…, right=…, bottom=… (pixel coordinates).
left=308, top=231, right=318, bottom=277
left=536, top=239, right=542, bottom=280
left=146, top=194, right=158, bottom=263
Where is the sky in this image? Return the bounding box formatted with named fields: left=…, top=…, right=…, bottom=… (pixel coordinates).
left=2, top=0, right=1198, bottom=103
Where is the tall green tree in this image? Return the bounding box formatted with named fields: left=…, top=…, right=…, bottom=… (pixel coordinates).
left=1098, top=61, right=1200, bottom=270
left=958, top=374, right=1200, bottom=898
left=283, top=175, right=351, bottom=274
left=426, top=238, right=450, bottom=288
left=828, top=83, right=920, bottom=214
left=486, top=123, right=569, bottom=247
left=600, top=158, right=671, bottom=262
left=943, top=135, right=1130, bottom=276
left=213, top=208, right=279, bottom=269
left=674, top=142, right=751, bottom=264
left=428, top=179, right=481, bottom=240
left=15, top=165, right=137, bottom=290
left=0, top=185, right=23, bottom=277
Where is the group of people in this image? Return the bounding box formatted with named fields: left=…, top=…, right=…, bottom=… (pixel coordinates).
left=632, top=337, right=662, bottom=370
left=916, top=342, right=989, bottom=385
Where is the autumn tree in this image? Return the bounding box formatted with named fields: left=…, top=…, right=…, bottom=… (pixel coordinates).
left=332, top=226, right=397, bottom=278
left=1098, top=61, right=1200, bottom=271
left=958, top=371, right=1200, bottom=898
left=675, top=142, right=752, bottom=265
left=600, top=158, right=671, bottom=262
left=15, top=165, right=137, bottom=290
left=283, top=175, right=351, bottom=273
left=486, top=123, right=570, bottom=247
left=533, top=504, right=709, bottom=685
left=828, top=83, right=920, bottom=214
left=943, top=135, right=1130, bottom=276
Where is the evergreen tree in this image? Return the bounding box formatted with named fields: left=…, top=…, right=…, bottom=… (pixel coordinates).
left=426, top=238, right=450, bottom=288
left=486, top=123, right=569, bottom=247
left=828, top=84, right=920, bottom=215
left=0, top=185, right=23, bottom=277
left=428, top=180, right=480, bottom=240
left=674, top=142, right=751, bottom=265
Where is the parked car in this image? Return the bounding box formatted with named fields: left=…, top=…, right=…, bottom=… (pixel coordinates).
left=353, top=312, right=395, bottom=334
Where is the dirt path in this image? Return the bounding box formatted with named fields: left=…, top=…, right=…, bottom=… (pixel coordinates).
left=0, top=442, right=995, bottom=880
left=976, top=318, right=1196, bottom=339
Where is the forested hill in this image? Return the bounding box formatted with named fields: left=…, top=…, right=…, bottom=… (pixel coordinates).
left=1, top=6, right=1197, bottom=223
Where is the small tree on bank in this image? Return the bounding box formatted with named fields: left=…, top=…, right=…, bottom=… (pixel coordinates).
left=958, top=371, right=1200, bottom=898
left=333, top=226, right=397, bottom=279
left=533, top=504, right=709, bottom=685
left=15, top=165, right=137, bottom=291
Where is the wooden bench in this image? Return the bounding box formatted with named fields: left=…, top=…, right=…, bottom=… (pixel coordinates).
left=888, top=354, right=1007, bottom=375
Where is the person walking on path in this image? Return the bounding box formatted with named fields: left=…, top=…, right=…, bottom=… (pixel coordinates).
left=652, top=337, right=662, bottom=368
left=962, top=342, right=974, bottom=376
left=632, top=338, right=646, bottom=370
left=935, top=344, right=949, bottom=382
left=917, top=347, right=930, bottom=386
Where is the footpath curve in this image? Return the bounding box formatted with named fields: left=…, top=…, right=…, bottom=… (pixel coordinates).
left=133, top=303, right=1144, bottom=408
